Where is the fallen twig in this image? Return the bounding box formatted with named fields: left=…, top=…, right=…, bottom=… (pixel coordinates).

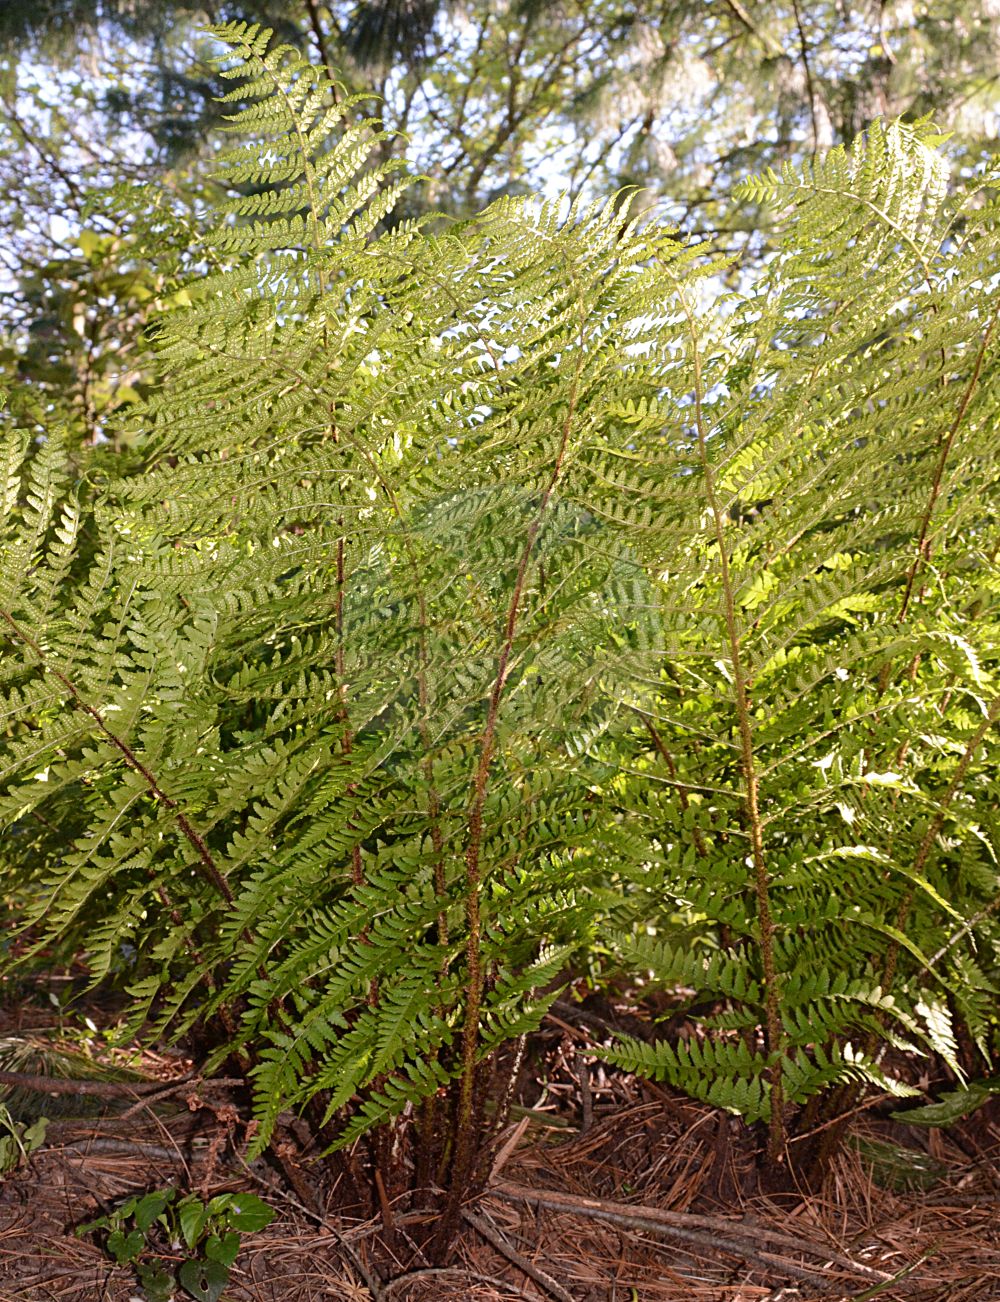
left=56, top=1138, right=192, bottom=1162
left=233, top=1149, right=386, bottom=1300
left=491, top=1182, right=892, bottom=1288
left=462, top=1207, right=575, bottom=1302
left=848, top=1252, right=935, bottom=1301
left=119, top=1076, right=241, bottom=1121
left=0, top=1070, right=242, bottom=1099
left=0, top=1069, right=173, bottom=1097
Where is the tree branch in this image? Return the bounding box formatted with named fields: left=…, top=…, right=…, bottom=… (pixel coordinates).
left=790, top=0, right=820, bottom=154
left=303, top=0, right=339, bottom=88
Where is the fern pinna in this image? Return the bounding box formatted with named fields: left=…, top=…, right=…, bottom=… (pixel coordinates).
left=1, top=22, right=998, bottom=1216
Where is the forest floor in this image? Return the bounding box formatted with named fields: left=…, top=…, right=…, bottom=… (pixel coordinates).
left=0, top=983, right=998, bottom=1302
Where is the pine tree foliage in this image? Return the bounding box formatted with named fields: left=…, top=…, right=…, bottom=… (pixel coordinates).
left=1, top=24, right=998, bottom=1179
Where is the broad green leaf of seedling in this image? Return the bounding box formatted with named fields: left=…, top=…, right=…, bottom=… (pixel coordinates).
left=205, top=1230, right=241, bottom=1268
left=107, top=1228, right=144, bottom=1264
left=178, top=1256, right=230, bottom=1302
left=177, top=1195, right=210, bottom=1249
left=219, top=1193, right=275, bottom=1232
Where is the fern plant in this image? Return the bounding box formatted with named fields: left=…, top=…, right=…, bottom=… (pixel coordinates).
left=600, top=121, right=1000, bottom=1159
left=0, top=23, right=673, bottom=1229
left=1, top=22, right=998, bottom=1237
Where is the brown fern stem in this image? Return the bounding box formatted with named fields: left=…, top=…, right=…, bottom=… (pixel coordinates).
left=683, top=308, right=786, bottom=1163
left=868, top=304, right=1000, bottom=1008
left=638, top=712, right=710, bottom=859
left=813, top=693, right=1000, bottom=1172
left=1, top=607, right=235, bottom=907
left=881, top=693, right=1000, bottom=995
left=442, top=331, right=585, bottom=1241
left=896, top=301, right=999, bottom=628
left=0, top=604, right=259, bottom=1054
left=414, top=596, right=449, bottom=1188
left=288, top=361, right=452, bottom=1160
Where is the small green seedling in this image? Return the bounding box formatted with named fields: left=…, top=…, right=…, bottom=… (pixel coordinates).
left=77, top=1187, right=274, bottom=1301
left=0, top=1105, right=47, bottom=1175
